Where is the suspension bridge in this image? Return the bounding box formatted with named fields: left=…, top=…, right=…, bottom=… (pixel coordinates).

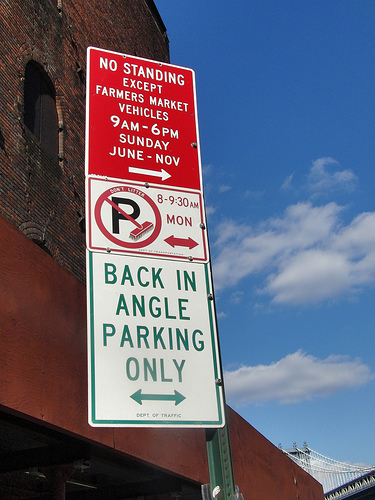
left=281, top=444, right=375, bottom=499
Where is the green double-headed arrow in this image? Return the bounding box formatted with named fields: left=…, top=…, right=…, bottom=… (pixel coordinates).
left=131, top=389, right=186, bottom=406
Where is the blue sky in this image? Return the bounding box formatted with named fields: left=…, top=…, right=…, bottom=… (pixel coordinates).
left=155, top=1, right=375, bottom=467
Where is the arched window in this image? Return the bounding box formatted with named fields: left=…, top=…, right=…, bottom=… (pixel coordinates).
left=24, top=61, right=58, bottom=163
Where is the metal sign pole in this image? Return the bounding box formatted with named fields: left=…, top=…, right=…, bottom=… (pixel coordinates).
left=205, top=417, right=236, bottom=500
left=204, top=261, right=237, bottom=500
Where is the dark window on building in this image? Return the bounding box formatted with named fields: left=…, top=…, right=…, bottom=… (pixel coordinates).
left=24, top=61, right=58, bottom=163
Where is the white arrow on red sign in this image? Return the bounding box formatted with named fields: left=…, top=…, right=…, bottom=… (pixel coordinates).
left=129, top=166, right=171, bottom=182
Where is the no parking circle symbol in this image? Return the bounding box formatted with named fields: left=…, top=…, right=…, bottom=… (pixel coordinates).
left=94, top=185, right=162, bottom=249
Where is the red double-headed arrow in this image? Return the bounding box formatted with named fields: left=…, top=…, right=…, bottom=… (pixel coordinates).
left=164, top=235, right=198, bottom=249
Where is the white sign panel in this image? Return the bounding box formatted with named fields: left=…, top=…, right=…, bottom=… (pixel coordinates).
left=87, top=177, right=209, bottom=262
left=87, top=251, right=225, bottom=427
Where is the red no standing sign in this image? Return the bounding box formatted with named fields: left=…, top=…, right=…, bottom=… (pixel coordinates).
left=86, top=47, right=203, bottom=191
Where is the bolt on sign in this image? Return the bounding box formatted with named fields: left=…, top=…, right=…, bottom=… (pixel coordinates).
left=85, top=47, right=225, bottom=427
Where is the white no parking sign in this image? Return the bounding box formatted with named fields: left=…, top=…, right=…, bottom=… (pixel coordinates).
left=87, top=177, right=209, bottom=262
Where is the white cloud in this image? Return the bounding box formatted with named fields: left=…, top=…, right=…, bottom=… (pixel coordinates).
left=224, top=351, right=374, bottom=406
left=219, top=184, right=232, bottom=193
left=212, top=201, right=375, bottom=304
left=279, top=158, right=357, bottom=197
left=307, top=157, right=358, bottom=194
left=244, top=189, right=265, bottom=200
left=265, top=250, right=351, bottom=304
left=205, top=205, right=216, bottom=217
left=202, top=163, right=214, bottom=176
left=281, top=173, right=294, bottom=191
left=230, top=290, right=244, bottom=304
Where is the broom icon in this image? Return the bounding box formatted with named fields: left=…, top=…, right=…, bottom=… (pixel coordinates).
left=105, top=197, right=154, bottom=241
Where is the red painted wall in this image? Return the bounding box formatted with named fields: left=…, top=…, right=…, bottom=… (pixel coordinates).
left=0, top=215, right=324, bottom=499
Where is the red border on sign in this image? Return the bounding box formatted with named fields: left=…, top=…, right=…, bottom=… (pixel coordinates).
left=86, top=47, right=202, bottom=191
left=94, top=186, right=162, bottom=248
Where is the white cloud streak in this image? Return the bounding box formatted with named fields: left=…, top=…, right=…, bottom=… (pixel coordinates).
left=280, top=173, right=294, bottom=191
left=307, top=157, right=358, bottom=194
left=212, top=202, right=375, bottom=304
left=219, top=184, right=232, bottom=193
left=224, top=351, right=374, bottom=406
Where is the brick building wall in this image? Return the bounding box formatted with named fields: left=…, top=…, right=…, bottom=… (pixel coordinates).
left=0, top=0, right=169, bottom=281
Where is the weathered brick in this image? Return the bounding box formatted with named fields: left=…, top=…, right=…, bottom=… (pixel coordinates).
left=0, top=0, right=169, bottom=282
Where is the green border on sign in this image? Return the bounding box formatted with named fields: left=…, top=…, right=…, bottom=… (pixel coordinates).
left=87, top=251, right=224, bottom=427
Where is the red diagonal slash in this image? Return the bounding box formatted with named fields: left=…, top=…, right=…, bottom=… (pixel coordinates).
left=105, top=197, right=153, bottom=239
